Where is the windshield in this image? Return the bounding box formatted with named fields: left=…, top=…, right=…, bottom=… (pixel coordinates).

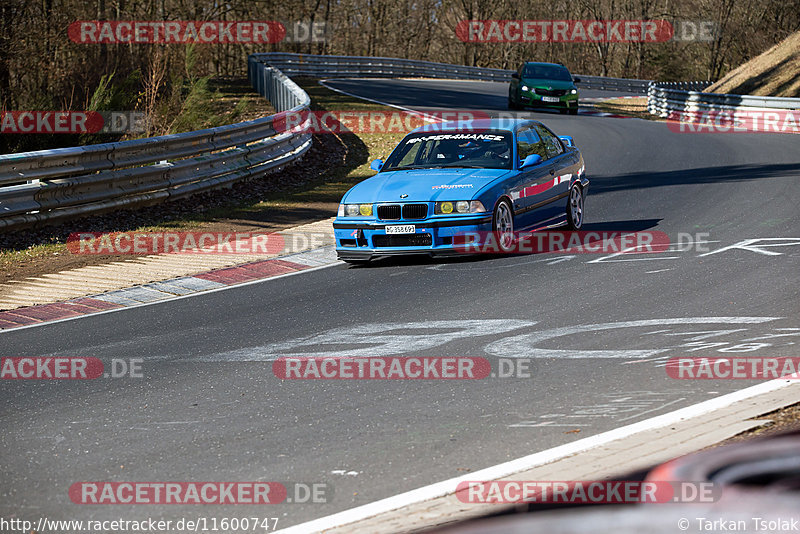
left=382, top=131, right=513, bottom=171
left=522, top=64, right=573, bottom=81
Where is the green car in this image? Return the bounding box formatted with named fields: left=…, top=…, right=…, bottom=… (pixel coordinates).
left=508, top=62, right=580, bottom=115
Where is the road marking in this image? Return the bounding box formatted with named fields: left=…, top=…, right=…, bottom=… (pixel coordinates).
left=541, top=255, right=575, bottom=265
left=509, top=421, right=581, bottom=428
left=699, top=237, right=800, bottom=257
left=331, top=470, right=360, bottom=476
left=276, top=377, right=797, bottom=533
left=587, top=243, right=681, bottom=263
left=196, top=319, right=536, bottom=361
left=484, top=317, right=777, bottom=359
left=617, top=397, right=685, bottom=421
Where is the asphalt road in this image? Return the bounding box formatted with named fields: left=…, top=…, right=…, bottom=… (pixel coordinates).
left=2, top=80, right=799, bottom=529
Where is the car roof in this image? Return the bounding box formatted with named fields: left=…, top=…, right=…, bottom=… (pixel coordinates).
left=523, top=61, right=568, bottom=68
left=409, top=117, right=539, bottom=134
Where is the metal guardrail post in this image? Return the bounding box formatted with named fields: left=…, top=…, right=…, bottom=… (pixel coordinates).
left=645, top=81, right=799, bottom=120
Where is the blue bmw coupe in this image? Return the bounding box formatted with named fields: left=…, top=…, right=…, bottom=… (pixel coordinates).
left=334, top=118, right=588, bottom=263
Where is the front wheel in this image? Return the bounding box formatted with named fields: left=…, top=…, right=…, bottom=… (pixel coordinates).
left=566, top=185, right=584, bottom=230
left=492, top=199, right=516, bottom=253
left=508, top=97, right=519, bottom=110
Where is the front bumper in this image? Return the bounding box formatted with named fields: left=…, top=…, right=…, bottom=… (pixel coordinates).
left=518, top=92, right=578, bottom=109
left=334, top=215, right=493, bottom=260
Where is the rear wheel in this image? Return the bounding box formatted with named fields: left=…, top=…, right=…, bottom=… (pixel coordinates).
left=492, top=199, right=516, bottom=253
left=566, top=185, right=584, bottom=230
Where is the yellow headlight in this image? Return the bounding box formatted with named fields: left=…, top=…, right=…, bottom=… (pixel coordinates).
left=359, top=204, right=373, bottom=216
left=440, top=202, right=454, bottom=214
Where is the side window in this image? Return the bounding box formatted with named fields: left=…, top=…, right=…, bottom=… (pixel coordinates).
left=535, top=125, right=565, bottom=159
left=516, top=128, right=547, bottom=162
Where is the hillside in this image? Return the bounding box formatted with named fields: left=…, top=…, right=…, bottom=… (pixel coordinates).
left=705, top=30, right=800, bottom=97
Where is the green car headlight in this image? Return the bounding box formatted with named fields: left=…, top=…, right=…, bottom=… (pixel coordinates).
left=435, top=201, right=487, bottom=214
left=570, top=89, right=578, bottom=94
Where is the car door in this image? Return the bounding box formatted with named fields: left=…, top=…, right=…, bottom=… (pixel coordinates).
left=531, top=124, right=572, bottom=223
left=510, top=126, right=552, bottom=229
left=536, top=124, right=582, bottom=211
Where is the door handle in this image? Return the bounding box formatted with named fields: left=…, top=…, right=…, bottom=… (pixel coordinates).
left=549, top=168, right=555, bottom=175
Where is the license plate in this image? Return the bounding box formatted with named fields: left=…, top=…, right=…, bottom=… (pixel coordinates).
left=542, top=96, right=560, bottom=103
left=385, top=225, right=415, bottom=234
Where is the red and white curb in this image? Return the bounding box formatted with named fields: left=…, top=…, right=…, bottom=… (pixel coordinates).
left=0, top=246, right=340, bottom=332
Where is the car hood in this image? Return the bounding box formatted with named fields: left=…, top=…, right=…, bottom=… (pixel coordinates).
left=343, top=168, right=513, bottom=203
left=521, top=78, right=576, bottom=90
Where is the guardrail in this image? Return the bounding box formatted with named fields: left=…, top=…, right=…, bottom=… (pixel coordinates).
left=647, top=81, right=800, bottom=119
left=0, top=52, right=663, bottom=232
left=0, top=62, right=311, bottom=231
left=251, top=52, right=653, bottom=94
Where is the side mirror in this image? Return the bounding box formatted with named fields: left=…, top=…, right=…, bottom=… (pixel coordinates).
left=573, top=77, right=581, bottom=83
left=558, top=135, right=574, bottom=147
left=520, top=154, right=543, bottom=169
left=511, top=72, right=520, bottom=80
left=370, top=159, right=383, bottom=171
